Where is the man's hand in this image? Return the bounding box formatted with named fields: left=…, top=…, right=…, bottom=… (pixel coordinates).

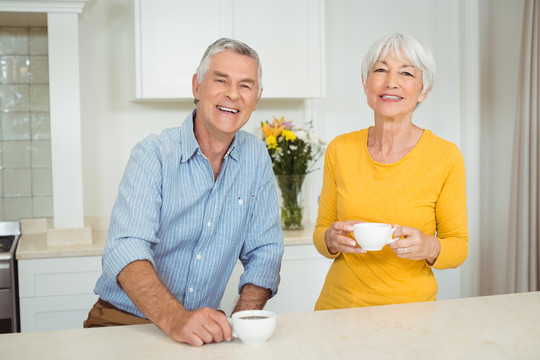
left=164, top=307, right=232, bottom=347
left=118, top=260, right=232, bottom=347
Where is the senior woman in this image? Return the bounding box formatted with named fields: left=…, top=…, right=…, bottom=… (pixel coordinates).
left=313, top=33, right=468, bottom=310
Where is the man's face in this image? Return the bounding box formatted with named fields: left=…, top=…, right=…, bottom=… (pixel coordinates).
left=192, top=50, right=261, bottom=140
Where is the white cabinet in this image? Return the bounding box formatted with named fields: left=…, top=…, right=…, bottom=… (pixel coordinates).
left=135, top=0, right=325, bottom=99
left=220, top=244, right=332, bottom=314
left=18, top=256, right=101, bottom=332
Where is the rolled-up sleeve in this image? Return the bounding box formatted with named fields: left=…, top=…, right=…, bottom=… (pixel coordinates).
left=238, top=155, right=284, bottom=297
left=101, top=140, right=162, bottom=283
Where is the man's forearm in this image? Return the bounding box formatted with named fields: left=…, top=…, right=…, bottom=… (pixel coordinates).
left=232, top=283, right=272, bottom=313
left=117, top=260, right=185, bottom=331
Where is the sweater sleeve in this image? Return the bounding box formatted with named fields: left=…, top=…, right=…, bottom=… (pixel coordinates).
left=313, top=140, right=340, bottom=259
left=431, top=147, right=469, bottom=269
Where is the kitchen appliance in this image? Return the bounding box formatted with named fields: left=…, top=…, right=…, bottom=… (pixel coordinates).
left=0, top=221, right=21, bottom=333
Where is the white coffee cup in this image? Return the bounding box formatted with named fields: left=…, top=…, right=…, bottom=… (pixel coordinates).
left=230, top=310, right=276, bottom=345
left=352, top=223, right=398, bottom=251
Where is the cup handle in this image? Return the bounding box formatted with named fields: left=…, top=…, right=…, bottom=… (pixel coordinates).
left=387, top=228, right=399, bottom=244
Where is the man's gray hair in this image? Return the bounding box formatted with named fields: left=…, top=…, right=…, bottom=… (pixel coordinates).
left=361, top=33, right=436, bottom=95
left=194, top=38, right=262, bottom=104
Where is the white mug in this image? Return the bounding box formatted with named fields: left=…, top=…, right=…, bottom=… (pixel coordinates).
left=230, top=310, right=276, bottom=345
left=352, top=223, right=398, bottom=251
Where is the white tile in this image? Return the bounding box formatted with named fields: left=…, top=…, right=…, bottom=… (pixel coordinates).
left=32, top=196, right=53, bottom=218
left=0, top=55, right=30, bottom=83
left=32, top=168, right=52, bottom=195
left=30, top=84, right=49, bottom=111
left=31, top=140, right=51, bottom=167
left=3, top=140, right=31, bottom=168
left=0, top=84, right=30, bottom=111
left=29, top=56, right=48, bottom=83
left=2, top=112, right=31, bottom=140
left=3, top=168, right=32, bottom=196
left=29, top=28, right=48, bottom=55
left=4, top=196, right=32, bottom=220
left=31, top=112, right=50, bottom=140
left=0, top=27, right=28, bottom=55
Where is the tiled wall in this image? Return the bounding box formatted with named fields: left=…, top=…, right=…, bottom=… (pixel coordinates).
left=0, top=27, right=52, bottom=221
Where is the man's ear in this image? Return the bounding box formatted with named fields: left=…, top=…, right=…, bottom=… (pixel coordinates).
left=192, top=74, right=200, bottom=100
left=253, top=87, right=263, bottom=111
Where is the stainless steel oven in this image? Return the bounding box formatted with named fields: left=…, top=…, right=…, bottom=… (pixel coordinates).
left=0, top=221, right=21, bottom=333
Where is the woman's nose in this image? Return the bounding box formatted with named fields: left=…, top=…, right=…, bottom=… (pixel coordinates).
left=385, top=72, right=399, bottom=89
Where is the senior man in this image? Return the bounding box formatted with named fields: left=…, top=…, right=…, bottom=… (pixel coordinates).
left=84, top=38, right=284, bottom=347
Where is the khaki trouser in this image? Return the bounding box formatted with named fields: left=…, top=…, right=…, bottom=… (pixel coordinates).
left=84, top=299, right=152, bottom=328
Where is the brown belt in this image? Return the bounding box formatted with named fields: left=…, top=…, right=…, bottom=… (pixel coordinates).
left=85, top=298, right=152, bottom=328
left=97, top=298, right=138, bottom=316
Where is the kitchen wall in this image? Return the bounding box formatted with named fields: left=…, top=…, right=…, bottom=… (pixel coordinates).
left=479, top=0, right=525, bottom=296
left=75, top=0, right=525, bottom=298
left=0, top=26, right=52, bottom=221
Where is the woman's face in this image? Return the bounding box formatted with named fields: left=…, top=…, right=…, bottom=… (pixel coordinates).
left=363, top=53, right=428, bottom=121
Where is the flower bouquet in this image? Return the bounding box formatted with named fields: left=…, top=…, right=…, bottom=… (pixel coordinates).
left=261, top=116, right=324, bottom=229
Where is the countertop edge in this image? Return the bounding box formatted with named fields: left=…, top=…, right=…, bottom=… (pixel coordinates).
left=16, top=224, right=316, bottom=259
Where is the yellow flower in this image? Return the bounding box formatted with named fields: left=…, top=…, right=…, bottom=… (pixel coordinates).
left=266, top=135, right=279, bottom=149
left=281, top=129, right=296, bottom=141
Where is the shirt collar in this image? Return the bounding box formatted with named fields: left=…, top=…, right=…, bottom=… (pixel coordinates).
left=179, top=110, right=200, bottom=163
left=179, top=109, right=240, bottom=163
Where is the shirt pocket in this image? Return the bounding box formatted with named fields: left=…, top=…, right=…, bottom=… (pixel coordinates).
left=224, top=194, right=255, bottom=209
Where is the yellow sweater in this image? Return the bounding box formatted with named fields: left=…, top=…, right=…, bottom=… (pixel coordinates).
left=313, top=129, right=468, bottom=310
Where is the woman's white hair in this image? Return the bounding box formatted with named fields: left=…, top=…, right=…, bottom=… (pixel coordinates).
left=361, top=33, right=436, bottom=95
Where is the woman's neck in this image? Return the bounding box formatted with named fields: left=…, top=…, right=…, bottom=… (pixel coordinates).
left=367, top=119, right=423, bottom=164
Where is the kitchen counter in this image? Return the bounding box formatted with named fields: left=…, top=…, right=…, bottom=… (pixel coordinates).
left=16, top=219, right=314, bottom=260
left=2, top=291, right=539, bottom=359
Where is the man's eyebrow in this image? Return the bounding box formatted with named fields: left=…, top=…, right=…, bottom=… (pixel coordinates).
left=212, top=70, right=256, bottom=84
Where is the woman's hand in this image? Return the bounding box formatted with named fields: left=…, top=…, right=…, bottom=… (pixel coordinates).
left=387, top=225, right=441, bottom=264
left=325, top=220, right=366, bottom=255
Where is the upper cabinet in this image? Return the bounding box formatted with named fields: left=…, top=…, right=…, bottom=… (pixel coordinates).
left=134, top=0, right=325, bottom=99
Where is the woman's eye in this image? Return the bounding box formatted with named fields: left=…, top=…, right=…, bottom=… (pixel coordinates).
left=374, top=68, right=386, bottom=73
left=402, top=72, right=414, bottom=77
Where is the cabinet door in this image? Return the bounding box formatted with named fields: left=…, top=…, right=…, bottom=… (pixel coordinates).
left=18, top=256, right=102, bottom=332
left=19, top=294, right=98, bottom=332
left=135, top=0, right=325, bottom=99
left=220, top=244, right=332, bottom=314
left=135, top=0, right=233, bottom=99
left=233, top=0, right=325, bottom=98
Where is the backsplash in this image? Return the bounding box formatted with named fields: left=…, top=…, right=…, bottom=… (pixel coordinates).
left=0, top=27, right=52, bottom=221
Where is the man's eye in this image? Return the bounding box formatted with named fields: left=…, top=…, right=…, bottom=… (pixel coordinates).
left=241, top=84, right=252, bottom=89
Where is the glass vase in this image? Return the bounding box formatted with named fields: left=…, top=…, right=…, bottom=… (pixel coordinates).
left=275, top=174, right=306, bottom=230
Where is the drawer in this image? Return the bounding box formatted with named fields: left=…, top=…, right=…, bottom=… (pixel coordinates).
left=18, top=256, right=102, bottom=298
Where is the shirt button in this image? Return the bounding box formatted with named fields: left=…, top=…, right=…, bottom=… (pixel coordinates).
left=189, top=287, right=194, bottom=293
left=238, top=198, right=243, bottom=205
left=196, top=254, right=202, bottom=260
left=207, top=221, right=211, bottom=227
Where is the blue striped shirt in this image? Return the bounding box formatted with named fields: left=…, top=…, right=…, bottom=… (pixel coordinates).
left=94, top=111, right=284, bottom=317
